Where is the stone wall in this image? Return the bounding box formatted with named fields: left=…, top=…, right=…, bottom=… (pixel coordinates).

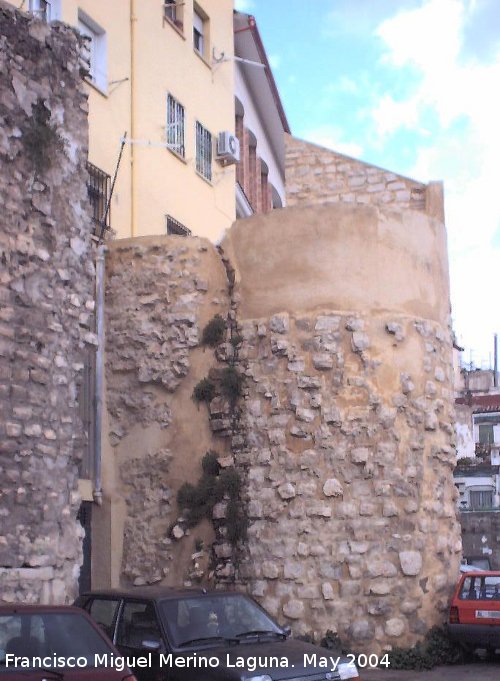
left=98, top=236, right=231, bottom=588
left=460, top=511, right=500, bottom=569
left=222, top=205, right=461, bottom=653
left=0, top=2, right=94, bottom=603
left=285, top=134, right=443, bottom=218
left=98, top=203, right=461, bottom=652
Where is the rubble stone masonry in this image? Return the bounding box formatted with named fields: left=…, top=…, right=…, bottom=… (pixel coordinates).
left=100, top=236, right=230, bottom=588
left=0, top=2, right=94, bottom=602
left=286, top=134, right=432, bottom=215
left=100, top=200, right=461, bottom=653
left=222, top=204, right=462, bottom=653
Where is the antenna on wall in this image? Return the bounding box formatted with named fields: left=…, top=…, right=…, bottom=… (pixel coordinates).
left=212, top=47, right=266, bottom=70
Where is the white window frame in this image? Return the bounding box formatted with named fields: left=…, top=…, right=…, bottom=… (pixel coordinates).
left=193, top=7, right=205, bottom=56
left=163, top=0, right=183, bottom=29
left=166, top=94, right=185, bottom=158
left=78, top=10, right=108, bottom=94
left=29, top=0, right=61, bottom=22
left=195, top=122, right=212, bottom=182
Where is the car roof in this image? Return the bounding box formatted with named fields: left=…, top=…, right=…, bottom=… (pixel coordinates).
left=0, top=605, right=91, bottom=615
left=78, top=586, right=240, bottom=601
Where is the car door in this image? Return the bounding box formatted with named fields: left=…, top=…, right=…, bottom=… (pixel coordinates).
left=115, top=600, right=164, bottom=681
left=458, top=574, right=500, bottom=626
left=82, top=596, right=121, bottom=642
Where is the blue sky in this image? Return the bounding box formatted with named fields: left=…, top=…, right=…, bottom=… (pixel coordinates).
left=235, top=0, right=500, bottom=367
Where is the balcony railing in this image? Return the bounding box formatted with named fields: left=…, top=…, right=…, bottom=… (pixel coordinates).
left=166, top=214, right=191, bottom=236
left=459, top=505, right=500, bottom=513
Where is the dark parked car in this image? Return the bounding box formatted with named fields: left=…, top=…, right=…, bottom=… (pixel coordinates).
left=75, top=587, right=360, bottom=681
left=0, top=604, right=137, bottom=680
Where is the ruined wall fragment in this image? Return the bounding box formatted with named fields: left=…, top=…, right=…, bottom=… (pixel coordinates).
left=285, top=134, right=442, bottom=218
left=101, top=236, right=230, bottom=588
left=0, top=2, right=93, bottom=603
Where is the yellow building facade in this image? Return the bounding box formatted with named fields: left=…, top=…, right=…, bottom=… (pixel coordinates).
left=23, top=0, right=236, bottom=241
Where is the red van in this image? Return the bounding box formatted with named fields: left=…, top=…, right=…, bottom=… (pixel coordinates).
left=448, top=570, right=500, bottom=654
left=0, top=604, right=138, bottom=680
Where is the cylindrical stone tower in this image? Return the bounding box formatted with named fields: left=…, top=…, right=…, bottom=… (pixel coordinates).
left=222, top=202, right=461, bottom=653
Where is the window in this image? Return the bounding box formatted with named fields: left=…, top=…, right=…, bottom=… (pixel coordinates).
left=166, top=215, right=191, bottom=236
left=86, top=599, right=120, bottom=641
left=469, top=490, right=494, bottom=509
left=478, top=423, right=494, bottom=445
left=86, top=161, right=111, bottom=238
left=78, top=10, right=107, bottom=93
left=193, top=6, right=207, bottom=57
left=163, top=0, right=183, bottom=30
left=166, top=94, right=185, bottom=158
left=116, top=601, right=162, bottom=650
left=195, top=122, right=212, bottom=181
left=28, top=0, right=60, bottom=22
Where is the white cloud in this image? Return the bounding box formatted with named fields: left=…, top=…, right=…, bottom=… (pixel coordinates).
left=302, top=125, right=364, bottom=159
left=234, top=0, right=255, bottom=12
left=369, top=0, right=500, bottom=359
left=377, top=0, right=464, bottom=72
left=268, top=54, right=281, bottom=70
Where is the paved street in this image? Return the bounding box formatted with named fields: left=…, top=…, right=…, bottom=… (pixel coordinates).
left=363, top=660, right=500, bottom=680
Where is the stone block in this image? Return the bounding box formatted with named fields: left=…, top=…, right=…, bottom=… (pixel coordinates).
left=315, top=315, right=340, bottom=332
left=399, top=550, right=422, bottom=576
left=323, top=478, right=343, bottom=497
left=296, top=407, right=315, bottom=423
left=269, top=313, right=289, bottom=334
left=282, top=599, right=304, bottom=619
left=351, top=332, right=370, bottom=352
left=262, top=561, right=280, bottom=579
left=278, top=483, right=296, bottom=500
left=385, top=618, right=405, bottom=637
left=312, top=353, right=334, bottom=370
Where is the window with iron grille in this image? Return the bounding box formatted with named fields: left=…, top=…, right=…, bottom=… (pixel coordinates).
left=166, top=215, right=191, bottom=236
left=195, top=122, right=212, bottom=181
left=86, top=161, right=111, bottom=237
left=167, top=94, right=185, bottom=158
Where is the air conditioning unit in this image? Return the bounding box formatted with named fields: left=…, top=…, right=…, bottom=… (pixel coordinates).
left=217, top=131, right=240, bottom=165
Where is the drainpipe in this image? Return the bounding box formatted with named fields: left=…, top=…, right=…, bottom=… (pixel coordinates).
left=130, top=0, right=136, bottom=237
left=494, top=333, right=498, bottom=388
left=93, top=244, right=106, bottom=506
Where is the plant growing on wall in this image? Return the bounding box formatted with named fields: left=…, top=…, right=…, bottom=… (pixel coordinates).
left=220, top=366, right=244, bottom=404
left=192, top=377, right=216, bottom=404
left=176, top=451, right=247, bottom=546
left=201, top=314, right=227, bottom=347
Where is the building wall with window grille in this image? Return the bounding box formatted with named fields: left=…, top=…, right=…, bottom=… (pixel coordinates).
left=167, top=94, right=185, bottom=158
left=28, top=0, right=236, bottom=242
left=195, top=121, right=212, bottom=181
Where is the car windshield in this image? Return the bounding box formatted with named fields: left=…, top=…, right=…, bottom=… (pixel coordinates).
left=0, top=612, right=114, bottom=671
left=161, top=594, right=283, bottom=647
left=460, top=575, right=500, bottom=600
